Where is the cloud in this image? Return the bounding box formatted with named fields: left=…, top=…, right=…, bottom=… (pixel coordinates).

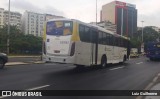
left=10, top=0, right=65, bottom=16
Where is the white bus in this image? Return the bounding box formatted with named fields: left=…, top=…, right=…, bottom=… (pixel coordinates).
left=43, top=18, right=130, bottom=68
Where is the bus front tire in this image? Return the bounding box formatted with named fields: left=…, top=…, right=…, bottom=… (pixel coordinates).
left=120, top=55, right=126, bottom=65
left=101, top=55, right=107, bottom=68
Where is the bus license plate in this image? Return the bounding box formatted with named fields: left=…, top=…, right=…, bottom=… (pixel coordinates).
left=54, top=50, right=60, bottom=53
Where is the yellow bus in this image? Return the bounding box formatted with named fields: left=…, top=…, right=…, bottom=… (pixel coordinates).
left=42, top=18, right=130, bottom=68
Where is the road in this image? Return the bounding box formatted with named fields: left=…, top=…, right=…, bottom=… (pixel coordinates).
left=0, top=56, right=160, bottom=99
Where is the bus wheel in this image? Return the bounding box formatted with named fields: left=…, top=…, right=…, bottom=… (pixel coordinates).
left=123, top=55, right=127, bottom=62
left=120, top=55, right=126, bottom=64
left=101, top=55, right=107, bottom=68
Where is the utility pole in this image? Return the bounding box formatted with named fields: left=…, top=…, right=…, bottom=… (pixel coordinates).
left=96, top=0, right=97, bottom=25
left=7, top=0, right=10, bottom=55
left=141, top=21, right=144, bottom=42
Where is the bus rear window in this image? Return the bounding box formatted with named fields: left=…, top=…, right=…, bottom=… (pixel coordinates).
left=46, top=21, right=73, bottom=36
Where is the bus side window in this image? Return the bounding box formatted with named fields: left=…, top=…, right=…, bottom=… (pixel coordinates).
left=103, top=33, right=106, bottom=45
left=85, top=26, right=91, bottom=42
left=99, top=32, right=103, bottom=44
left=106, top=33, right=110, bottom=45
left=109, top=35, right=114, bottom=46
left=91, top=29, right=98, bottom=44
left=79, top=24, right=85, bottom=42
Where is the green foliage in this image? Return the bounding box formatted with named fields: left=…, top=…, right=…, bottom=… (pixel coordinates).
left=0, top=25, right=42, bottom=54
left=130, top=26, right=160, bottom=48
left=130, top=37, right=141, bottom=48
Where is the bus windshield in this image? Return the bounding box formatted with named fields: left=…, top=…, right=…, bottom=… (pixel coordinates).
left=46, top=21, right=73, bottom=36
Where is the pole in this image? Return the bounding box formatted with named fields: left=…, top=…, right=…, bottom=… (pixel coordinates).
left=7, top=0, right=10, bottom=55
left=141, top=21, right=144, bottom=42
left=121, top=8, right=123, bottom=36
left=96, top=0, right=97, bottom=24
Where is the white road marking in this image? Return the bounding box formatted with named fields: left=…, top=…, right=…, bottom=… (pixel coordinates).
left=109, top=66, right=125, bottom=71
left=136, top=62, right=143, bottom=64
left=27, top=85, right=50, bottom=90
left=0, top=85, right=50, bottom=99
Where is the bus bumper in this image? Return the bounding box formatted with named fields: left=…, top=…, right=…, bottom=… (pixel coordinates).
left=43, top=55, right=75, bottom=64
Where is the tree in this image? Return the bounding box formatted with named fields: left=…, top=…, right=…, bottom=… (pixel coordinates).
left=130, top=26, right=160, bottom=52
left=0, top=25, right=42, bottom=55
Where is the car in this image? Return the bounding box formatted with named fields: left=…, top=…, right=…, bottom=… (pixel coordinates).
left=0, top=53, right=8, bottom=69
left=130, top=52, right=139, bottom=58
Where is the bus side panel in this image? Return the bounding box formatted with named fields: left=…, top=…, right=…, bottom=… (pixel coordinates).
left=106, top=45, right=114, bottom=63
left=75, top=42, right=92, bottom=66
left=42, top=22, right=47, bottom=61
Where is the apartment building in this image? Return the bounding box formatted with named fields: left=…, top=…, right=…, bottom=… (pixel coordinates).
left=0, top=8, right=22, bottom=29
left=22, top=11, right=64, bottom=37
left=22, top=11, right=45, bottom=37
left=0, top=8, right=4, bottom=27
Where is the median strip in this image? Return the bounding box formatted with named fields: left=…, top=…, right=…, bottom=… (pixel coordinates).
left=6, top=61, right=45, bottom=66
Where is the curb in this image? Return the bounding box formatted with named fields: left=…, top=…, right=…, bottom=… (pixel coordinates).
left=6, top=61, right=45, bottom=66
left=8, top=56, right=41, bottom=58
left=136, top=73, right=160, bottom=99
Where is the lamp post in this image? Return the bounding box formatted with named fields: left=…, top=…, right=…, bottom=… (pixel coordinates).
left=96, top=0, right=97, bottom=25
left=141, top=21, right=144, bottom=42
left=7, top=0, right=10, bottom=54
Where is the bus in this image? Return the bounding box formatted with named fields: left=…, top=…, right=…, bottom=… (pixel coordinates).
left=42, top=18, right=130, bottom=68
left=146, top=42, right=160, bottom=61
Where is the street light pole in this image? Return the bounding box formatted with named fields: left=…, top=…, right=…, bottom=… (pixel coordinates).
left=7, top=0, right=10, bottom=54
left=141, top=21, right=144, bottom=42
left=96, top=0, right=97, bottom=24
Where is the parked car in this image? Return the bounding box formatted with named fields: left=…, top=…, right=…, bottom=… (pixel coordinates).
left=0, top=53, right=8, bottom=69
left=130, top=52, right=139, bottom=58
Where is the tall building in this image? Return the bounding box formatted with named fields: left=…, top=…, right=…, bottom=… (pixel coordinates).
left=22, top=11, right=45, bottom=37
left=0, top=8, right=22, bottom=29
left=101, top=1, right=137, bottom=37
left=22, top=11, right=64, bottom=37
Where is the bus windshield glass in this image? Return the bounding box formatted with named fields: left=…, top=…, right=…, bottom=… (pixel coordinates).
left=46, top=21, right=73, bottom=36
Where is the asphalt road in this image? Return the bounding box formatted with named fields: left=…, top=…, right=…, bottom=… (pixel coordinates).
left=0, top=56, right=160, bottom=99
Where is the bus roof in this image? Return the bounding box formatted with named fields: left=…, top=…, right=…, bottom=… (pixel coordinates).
left=47, top=18, right=130, bottom=40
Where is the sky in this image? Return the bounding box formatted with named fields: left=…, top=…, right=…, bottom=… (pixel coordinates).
left=0, top=0, right=160, bottom=27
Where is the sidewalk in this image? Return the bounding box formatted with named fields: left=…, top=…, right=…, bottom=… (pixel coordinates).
left=144, top=73, right=160, bottom=99
left=144, top=84, right=160, bottom=99
left=6, top=61, right=45, bottom=66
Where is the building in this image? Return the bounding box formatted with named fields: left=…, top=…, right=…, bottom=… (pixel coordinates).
left=22, top=11, right=45, bottom=37
left=45, top=14, right=64, bottom=21
left=0, top=8, right=4, bottom=27
left=97, top=21, right=117, bottom=34
left=22, top=11, right=64, bottom=37
left=0, top=8, right=22, bottom=29
left=101, top=1, right=137, bottom=37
